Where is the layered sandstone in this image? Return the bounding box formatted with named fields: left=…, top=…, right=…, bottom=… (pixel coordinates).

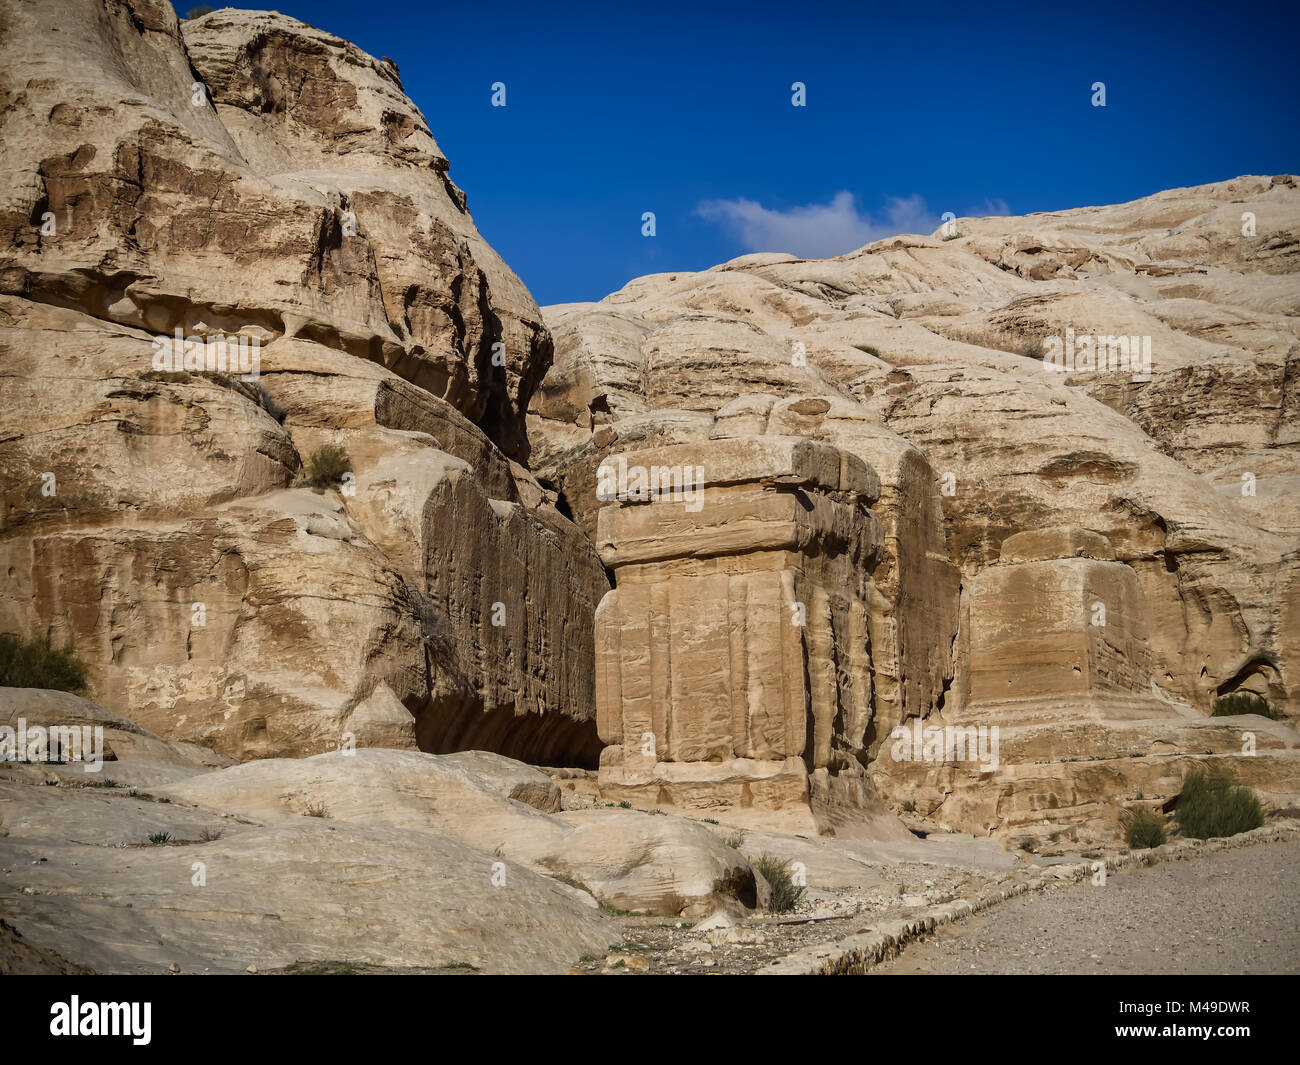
left=869, top=528, right=1300, bottom=846
left=530, top=177, right=1300, bottom=845
left=592, top=436, right=899, bottom=833
left=0, top=1, right=605, bottom=761
left=2, top=0, right=1297, bottom=855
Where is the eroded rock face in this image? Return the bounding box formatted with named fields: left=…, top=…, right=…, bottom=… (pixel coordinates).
left=156, top=747, right=759, bottom=916
left=530, top=177, right=1300, bottom=844
left=0, top=692, right=622, bottom=972
left=3, top=1, right=1297, bottom=853
left=867, top=528, right=1300, bottom=847
left=592, top=436, right=895, bottom=832
left=961, top=528, right=1160, bottom=718
left=0, top=1, right=606, bottom=762
left=1, top=0, right=547, bottom=458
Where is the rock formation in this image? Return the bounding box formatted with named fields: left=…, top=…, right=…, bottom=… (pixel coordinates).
left=869, top=527, right=1300, bottom=846
left=530, top=177, right=1300, bottom=846
left=593, top=436, right=890, bottom=833
left=0, top=0, right=606, bottom=763
left=1, top=0, right=1297, bottom=861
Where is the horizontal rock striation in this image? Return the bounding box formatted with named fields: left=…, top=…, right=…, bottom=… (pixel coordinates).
left=530, top=176, right=1300, bottom=845
left=0, top=0, right=605, bottom=762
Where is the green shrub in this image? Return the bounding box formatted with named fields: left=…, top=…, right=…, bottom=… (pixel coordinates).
left=754, top=853, right=806, bottom=914
left=306, top=444, right=352, bottom=488
left=0, top=633, right=89, bottom=693
left=1122, top=806, right=1167, bottom=849
left=1174, top=769, right=1264, bottom=840
left=1211, top=692, right=1280, bottom=720
left=146, top=831, right=174, bottom=845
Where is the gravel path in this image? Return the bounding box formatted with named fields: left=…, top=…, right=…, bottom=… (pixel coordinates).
left=873, top=839, right=1300, bottom=975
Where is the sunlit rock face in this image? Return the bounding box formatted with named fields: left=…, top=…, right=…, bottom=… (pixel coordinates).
left=3, top=0, right=1298, bottom=848
left=530, top=175, right=1300, bottom=847
left=591, top=437, right=907, bottom=834
left=0, top=1, right=604, bottom=762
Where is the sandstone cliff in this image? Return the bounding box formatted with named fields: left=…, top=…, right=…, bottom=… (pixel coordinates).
left=529, top=175, right=1300, bottom=844
left=0, top=0, right=607, bottom=762
left=2, top=0, right=1297, bottom=851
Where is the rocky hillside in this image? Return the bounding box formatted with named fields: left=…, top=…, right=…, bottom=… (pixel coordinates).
left=528, top=173, right=1300, bottom=844
left=0, top=0, right=607, bottom=764
left=532, top=175, right=1300, bottom=726
left=1, top=1, right=1298, bottom=851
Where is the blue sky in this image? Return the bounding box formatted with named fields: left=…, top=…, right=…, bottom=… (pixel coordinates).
left=235, top=0, right=1298, bottom=306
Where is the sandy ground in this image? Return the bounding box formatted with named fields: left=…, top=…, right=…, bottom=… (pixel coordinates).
left=873, top=839, right=1300, bottom=975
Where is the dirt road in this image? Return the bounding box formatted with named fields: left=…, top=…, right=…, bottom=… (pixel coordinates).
left=873, top=840, right=1300, bottom=975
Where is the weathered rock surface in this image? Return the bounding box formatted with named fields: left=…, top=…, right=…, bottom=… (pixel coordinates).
left=155, top=746, right=759, bottom=916
left=0, top=796, right=615, bottom=973
left=3, top=0, right=1298, bottom=886
left=530, top=175, right=1300, bottom=844
left=0, top=1, right=607, bottom=761
left=0, top=686, right=235, bottom=776
left=592, top=435, right=904, bottom=833
left=871, top=528, right=1300, bottom=847
left=0, top=695, right=776, bottom=969
left=541, top=810, right=758, bottom=917
left=442, top=749, right=564, bottom=812
left=0, top=692, right=1034, bottom=974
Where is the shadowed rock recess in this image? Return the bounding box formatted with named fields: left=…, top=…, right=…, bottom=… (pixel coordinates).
left=1, top=0, right=1299, bottom=974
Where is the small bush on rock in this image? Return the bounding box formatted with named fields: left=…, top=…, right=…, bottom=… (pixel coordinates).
left=0, top=633, right=89, bottom=693
left=1122, top=806, right=1167, bottom=849
left=1174, top=769, right=1264, bottom=840
left=307, top=445, right=352, bottom=489
left=755, top=853, right=805, bottom=914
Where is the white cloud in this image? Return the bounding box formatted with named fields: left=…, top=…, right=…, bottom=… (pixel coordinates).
left=696, top=191, right=938, bottom=258
left=964, top=197, right=1011, bottom=218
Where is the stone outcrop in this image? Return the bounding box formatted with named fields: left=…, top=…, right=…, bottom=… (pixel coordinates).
left=0, top=0, right=606, bottom=762
left=530, top=177, right=1300, bottom=845
left=592, top=435, right=900, bottom=833
left=1, top=690, right=1026, bottom=973
left=0, top=690, right=620, bottom=972
left=870, top=528, right=1300, bottom=846
left=958, top=526, right=1165, bottom=721
left=2, top=1, right=1297, bottom=859
left=0, top=686, right=236, bottom=783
